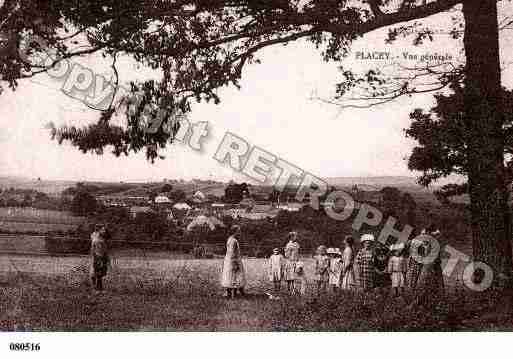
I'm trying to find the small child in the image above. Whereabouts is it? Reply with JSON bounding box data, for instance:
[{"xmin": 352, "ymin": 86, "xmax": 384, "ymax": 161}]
[
  {"xmin": 387, "ymin": 243, "xmax": 407, "ymax": 296},
  {"xmin": 294, "ymin": 260, "xmax": 307, "ymax": 296},
  {"xmin": 328, "ymin": 248, "xmax": 343, "ymax": 294},
  {"xmin": 268, "ymin": 248, "xmax": 284, "ymax": 293},
  {"xmin": 314, "ymin": 245, "xmax": 330, "ymax": 296}
]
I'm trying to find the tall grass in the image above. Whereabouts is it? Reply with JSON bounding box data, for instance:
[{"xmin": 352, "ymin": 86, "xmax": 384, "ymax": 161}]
[{"xmin": 1, "ymin": 264, "xmax": 512, "ymax": 331}]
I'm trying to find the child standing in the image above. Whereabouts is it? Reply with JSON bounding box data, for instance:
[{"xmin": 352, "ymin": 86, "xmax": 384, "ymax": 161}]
[
  {"xmin": 341, "ymin": 236, "xmax": 356, "ymax": 291},
  {"xmin": 387, "ymin": 243, "xmax": 407, "ymax": 297},
  {"xmin": 268, "ymin": 248, "xmax": 284, "ymax": 293},
  {"xmin": 294, "ymin": 260, "xmax": 307, "ymax": 296},
  {"xmin": 328, "ymin": 248, "xmax": 343, "ymax": 294},
  {"xmin": 314, "ymin": 245, "xmax": 330, "ymax": 296},
  {"xmin": 356, "ymin": 234, "xmax": 376, "ymax": 292}
]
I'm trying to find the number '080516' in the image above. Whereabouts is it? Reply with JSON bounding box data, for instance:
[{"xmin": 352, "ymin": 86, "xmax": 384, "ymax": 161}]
[{"xmin": 9, "ymin": 343, "xmax": 40, "ymax": 351}]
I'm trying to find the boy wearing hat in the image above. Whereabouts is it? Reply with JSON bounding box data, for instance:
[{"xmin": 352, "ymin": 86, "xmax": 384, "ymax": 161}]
[
  {"xmin": 268, "ymin": 248, "xmax": 284, "ymax": 293},
  {"xmin": 355, "ymin": 234, "xmax": 376, "ymax": 292}
]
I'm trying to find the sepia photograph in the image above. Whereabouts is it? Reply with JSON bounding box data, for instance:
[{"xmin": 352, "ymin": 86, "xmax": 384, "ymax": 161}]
[{"xmin": 1, "ymin": 0, "xmax": 513, "ymax": 349}]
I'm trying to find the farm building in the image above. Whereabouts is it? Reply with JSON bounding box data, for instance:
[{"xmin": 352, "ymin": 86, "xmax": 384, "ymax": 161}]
[
  {"xmin": 186, "ymin": 215, "xmax": 225, "ymax": 231},
  {"xmin": 129, "ymin": 206, "xmax": 153, "ymax": 219},
  {"xmin": 173, "ymin": 202, "xmax": 192, "ymax": 210},
  {"xmin": 154, "ymin": 195, "xmax": 171, "ymax": 204},
  {"xmin": 239, "ymin": 198, "xmax": 255, "ymax": 208},
  {"xmin": 193, "ymin": 191, "xmax": 206, "ymax": 201},
  {"xmin": 223, "ymin": 208, "xmax": 246, "ymax": 219},
  {"xmin": 239, "ymin": 204, "xmax": 278, "ymax": 220},
  {"xmin": 277, "ymin": 202, "xmax": 305, "ymax": 212}
]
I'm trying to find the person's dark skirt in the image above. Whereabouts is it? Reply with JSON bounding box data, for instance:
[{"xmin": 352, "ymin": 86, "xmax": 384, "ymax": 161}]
[{"xmin": 92, "ymin": 255, "xmax": 109, "ymax": 290}]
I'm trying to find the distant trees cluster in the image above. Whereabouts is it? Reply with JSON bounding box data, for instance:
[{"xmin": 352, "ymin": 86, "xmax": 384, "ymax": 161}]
[
  {"xmin": 0, "ymin": 187, "xmax": 67, "ymax": 210},
  {"xmin": 224, "ymin": 182, "xmax": 250, "ymax": 203}
]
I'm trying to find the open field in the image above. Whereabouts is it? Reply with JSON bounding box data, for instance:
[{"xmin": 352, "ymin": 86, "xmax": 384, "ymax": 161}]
[
  {"xmin": 0, "ymin": 208, "xmax": 85, "ymax": 224},
  {"xmin": 0, "ymin": 208, "xmax": 85, "ymax": 234},
  {"xmin": 1, "ymin": 253, "xmax": 512, "ymax": 331},
  {"xmin": 2, "ymin": 247, "xmax": 505, "ymax": 331},
  {"xmin": 0, "ymin": 222, "xmax": 79, "ymax": 233}
]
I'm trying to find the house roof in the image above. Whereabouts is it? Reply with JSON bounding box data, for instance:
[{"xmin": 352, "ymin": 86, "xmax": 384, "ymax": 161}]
[
  {"xmin": 154, "ymin": 195, "xmax": 171, "ymax": 203},
  {"xmin": 193, "ymin": 191, "xmax": 206, "ymax": 199},
  {"xmin": 173, "ymin": 202, "xmax": 192, "ymax": 210},
  {"xmin": 130, "ymin": 206, "xmax": 152, "ymax": 213},
  {"xmin": 239, "ymin": 198, "xmax": 255, "ymax": 206},
  {"xmin": 252, "ymin": 204, "xmax": 273, "ymax": 213},
  {"xmin": 186, "ymin": 215, "xmax": 225, "ymax": 231}
]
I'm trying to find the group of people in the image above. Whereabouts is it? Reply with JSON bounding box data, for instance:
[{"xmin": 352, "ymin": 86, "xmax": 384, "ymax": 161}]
[
  {"xmin": 269, "ymin": 230, "xmax": 444, "ymax": 297},
  {"xmin": 90, "ymin": 222, "xmax": 444, "ymax": 298},
  {"xmin": 220, "ymin": 225, "xmax": 444, "ymax": 299}
]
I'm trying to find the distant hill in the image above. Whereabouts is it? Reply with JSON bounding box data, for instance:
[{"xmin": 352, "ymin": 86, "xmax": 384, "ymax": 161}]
[
  {"xmin": 0, "ymin": 175, "xmax": 445, "ymax": 204},
  {"xmin": 326, "ymin": 176, "xmax": 420, "ymax": 189},
  {"xmin": 0, "ymin": 177, "xmax": 76, "ymax": 194}
]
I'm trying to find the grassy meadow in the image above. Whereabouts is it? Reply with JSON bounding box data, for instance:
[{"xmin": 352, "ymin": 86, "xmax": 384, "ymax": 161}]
[{"xmin": 1, "ymin": 254, "xmax": 513, "ymax": 331}]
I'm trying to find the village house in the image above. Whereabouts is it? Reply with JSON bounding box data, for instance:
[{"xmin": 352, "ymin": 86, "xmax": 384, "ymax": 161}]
[
  {"xmin": 129, "ymin": 206, "xmax": 153, "ymax": 219},
  {"xmin": 277, "ymin": 202, "xmax": 305, "ymax": 212}
]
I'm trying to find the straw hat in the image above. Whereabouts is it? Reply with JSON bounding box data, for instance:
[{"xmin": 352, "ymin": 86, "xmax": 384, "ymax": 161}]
[
  {"xmin": 327, "ymin": 247, "xmax": 336, "ymax": 254},
  {"xmin": 360, "ymin": 234, "xmax": 375, "ymax": 243},
  {"xmin": 273, "ymin": 248, "xmax": 280, "ymax": 254}
]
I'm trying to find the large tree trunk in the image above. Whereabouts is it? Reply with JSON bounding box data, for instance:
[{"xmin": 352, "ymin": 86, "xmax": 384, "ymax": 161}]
[{"xmin": 463, "ymin": 0, "xmax": 513, "ymax": 286}]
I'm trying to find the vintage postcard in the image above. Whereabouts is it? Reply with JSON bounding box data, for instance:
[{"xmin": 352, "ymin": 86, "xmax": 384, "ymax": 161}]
[{"xmin": 1, "ymin": 0, "xmax": 513, "ymax": 354}]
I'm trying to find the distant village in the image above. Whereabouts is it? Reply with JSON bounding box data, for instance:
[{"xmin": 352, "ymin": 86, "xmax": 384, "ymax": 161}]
[
  {"xmin": 94, "ymin": 182, "xmax": 384, "ymax": 230},
  {"xmin": 0, "ymin": 178, "xmax": 387, "ymax": 239}
]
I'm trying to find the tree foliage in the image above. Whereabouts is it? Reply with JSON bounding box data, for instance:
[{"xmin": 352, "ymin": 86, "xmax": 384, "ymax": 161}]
[
  {"xmin": 70, "ymin": 190, "xmax": 98, "ymax": 216},
  {"xmin": 224, "ymin": 182, "xmax": 249, "ymax": 203},
  {"xmin": 405, "ymin": 84, "xmax": 513, "ymax": 200},
  {"xmin": 0, "ymin": 0, "xmax": 469, "ymax": 160}
]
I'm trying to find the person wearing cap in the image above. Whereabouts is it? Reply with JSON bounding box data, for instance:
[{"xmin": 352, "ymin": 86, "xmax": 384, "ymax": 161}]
[
  {"xmin": 90, "ymin": 224, "xmax": 110, "ymax": 292},
  {"xmin": 268, "ymin": 248, "xmax": 285, "ymax": 293},
  {"xmin": 284, "ymin": 231, "xmax": 300, "ymax": 293},
  {"xmin": 221, "ymin": 225, "xmax": 246, "ymax": 298},
  {"xmin": 341, "ymin": 235, "xmax": 356, "ymax": 291},
  {"xmin": 355, "ymin": 234, "xmax": 376, "ymax": 292},
  {"xmin": 387, "ymin": 243, "xmax": 407, "ymax": 296},
  {"xmin": 328, "ymin": 248, "xmax": 343, "ymax": 293},
  {"xmin": 313, "ymin": 245, "xmax": 330, "ymax": 296}
]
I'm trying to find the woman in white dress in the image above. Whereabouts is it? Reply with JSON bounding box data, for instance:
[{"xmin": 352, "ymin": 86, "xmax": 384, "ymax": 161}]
[
  {"xmin": 328, "ymin": 248, "xmax": 344, "ymax": 293},
  {"xmin": 341, "ymin": 235, "xmax": 356, "ymax": 291},
  {"xmin": 283, "ymin": 231, "xmax": 300, "ymax": 293},
  {"xmin": 221, "ymin": 225, "xmax": 246, "ymax": 298}
]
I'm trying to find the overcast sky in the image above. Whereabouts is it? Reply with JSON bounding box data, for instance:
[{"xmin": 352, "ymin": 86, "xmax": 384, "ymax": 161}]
[{"xmin": 1, "ymin": 5, "xmax": 513, "ymax": 183}]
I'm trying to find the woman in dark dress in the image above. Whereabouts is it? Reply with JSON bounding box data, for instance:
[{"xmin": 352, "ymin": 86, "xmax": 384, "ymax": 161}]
[{"xmin": 373, "ymin": 243, "xmax": 391, "ymax": 292}]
